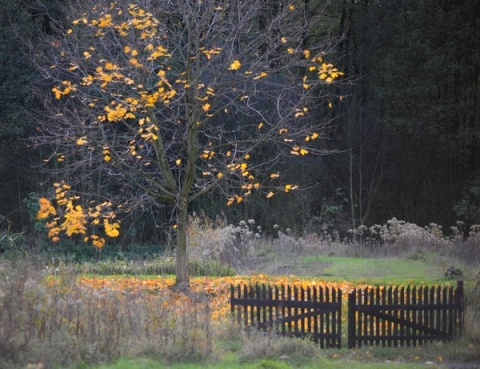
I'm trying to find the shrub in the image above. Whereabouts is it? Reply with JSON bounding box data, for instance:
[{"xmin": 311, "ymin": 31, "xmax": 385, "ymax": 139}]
[{"xmin": 188, "ymin": 215, "xmax": 262, "ymax": 267}]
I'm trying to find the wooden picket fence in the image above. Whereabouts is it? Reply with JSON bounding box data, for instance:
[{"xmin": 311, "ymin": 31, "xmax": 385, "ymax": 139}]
[
  {"xmin": 348, "ymin": 281, "xmax": 464, "ymax": 348},
  {"xmin": 230, "ymin": 281, "xmax": 464, "ymax": 349},
  {"xmin": 230, "ymin": 284, "xmax": 342, "ymax": 348}
]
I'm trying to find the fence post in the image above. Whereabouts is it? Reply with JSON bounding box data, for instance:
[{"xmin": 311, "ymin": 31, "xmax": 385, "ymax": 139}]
[
  {"xmin": 348, "ymin": 291, "xmax": 356, "ymax": 349},
  {"xmin": 230, "ymin": 284, "xmax": 234, "ymax": 316},
  {"xmin": 455, "ymin": 281, "xmax": 464, "ymax": 335}
]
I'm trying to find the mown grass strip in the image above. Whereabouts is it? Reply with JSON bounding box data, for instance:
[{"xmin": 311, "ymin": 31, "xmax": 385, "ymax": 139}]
[{"xmin": 297, "ymin": 256, "xmax": 451, "ymax": 285}]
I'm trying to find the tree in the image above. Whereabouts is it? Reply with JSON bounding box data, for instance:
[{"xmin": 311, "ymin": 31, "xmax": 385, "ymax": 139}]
[{"xmin": 34, "ymin": 0, "xmax": 343, "ymax": 287}]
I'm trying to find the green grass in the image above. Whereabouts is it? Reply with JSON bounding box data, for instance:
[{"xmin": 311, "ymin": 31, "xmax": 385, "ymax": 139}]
[
  {"xmin": 89, "ymin": 357, "xmax": 442, "ymax": 369},
  {"xmin": 294, "ymin": 255, "xmax": 454, "ymax": 285}
]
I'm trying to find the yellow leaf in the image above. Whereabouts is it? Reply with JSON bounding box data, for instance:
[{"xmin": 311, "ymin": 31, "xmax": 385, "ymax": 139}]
[
  {"xmin": 175, "ymin": 158, "xmax": 182, "ymax": 165},
  {"xmin": 311, "ymin": 132, "xmax": 319, "ymax": 140},
  {"xmin": 104, "ymin": 61, "xmax": 118, "ymax": 70},
  {"xmin": 217, "ymin": 172, "xmax": 223, "ymax": 179},
  {"xmin": 258, "ymin": 122, "xmax": 264, "ymax": 129},
  {"xmin": 104, "ymin": 155, "xmax": 111, "ymax": 162},
  {"xmin": 76, "ymin": 137, "xmax": 88, "ymax": 146},
  {"xmin": 52, "ymin": 87, "xmax": 62, "ymax": 99},
  {"xmin": 98, "ymin": 14, "xmax": 112, "ymax": 28},
  {"xmin": 270, "ymin": 173, "xmax": 280, "ymax": 179},
  {"xmin": 227, "ymin": 197, "xmax": 234, "ymax": 206},
  {"xmin": 284, "ymin": 184, "xmax": 298, "ymax": 192},
  {"xmin": 92, "ymin": 237, "xmax": 105, "ymax": 248},
  {"xmin": 303, "ymin": 49, "xmax": 311, "ymax": 59},
  {"xmin": 253, "ymin": 71, "xmax": 267, "ymax": 80},
  {"xmin": 300, "ymin": 148, "xmax": 309, "ymax": 155},
  {"xmin": 37, "ymin": 198, "xmax": 56, "ymax": 219},
  {"xmin": 288, "ymin": 4, "xmax": 295, "ymax": 10},
  {"xmin": 281, "ymin": 37, "xmax": 287, "ymax": 43},
  {"xmin": 266, "ymin": 191, "xmax": 274, "ymax": 198},
  {"xmin": 229, "ymin": 60, "xmax": 241, "ymax": 70},
  {"xmin": 287, "ymin": 48, "xmax": 294, "ymax": 54},
  {"xmin": 202, "ymin": 103, "xmax": 211, "ymax": 112},
  {"xmin": 104, "ymin": 221, "xmax": 120, "ymax": 238}
]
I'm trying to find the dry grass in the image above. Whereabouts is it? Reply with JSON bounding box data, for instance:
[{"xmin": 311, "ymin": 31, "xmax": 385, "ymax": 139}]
[{"xmin": 0, "ymin": 259, "xmax": 215, "ymax": 369}]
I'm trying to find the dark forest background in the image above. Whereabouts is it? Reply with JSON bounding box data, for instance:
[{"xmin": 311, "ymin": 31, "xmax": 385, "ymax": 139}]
[{"xmin": 1, "ymin": 0, "xmax": 479, "ymax": 246}]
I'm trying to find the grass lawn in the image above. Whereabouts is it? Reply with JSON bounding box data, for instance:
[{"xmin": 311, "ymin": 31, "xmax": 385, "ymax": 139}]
[{"xmin": 294, "ymin": 255, "xmax": 454, "ymax": 285}]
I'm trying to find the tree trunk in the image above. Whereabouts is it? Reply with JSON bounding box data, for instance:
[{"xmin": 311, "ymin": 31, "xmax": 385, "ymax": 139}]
[{"xmin": 175, "ymin": 194, "xmax": 189, "ymax": 288}]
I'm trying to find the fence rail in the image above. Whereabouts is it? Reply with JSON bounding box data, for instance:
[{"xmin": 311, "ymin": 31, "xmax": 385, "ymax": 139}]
[
  {"xmin": 230, "ymin": 281, "xmax": 464, "ymax": 349},
  {"xmin": 230, "ymin": 284, "xmax": 342, "ymax": 348}
]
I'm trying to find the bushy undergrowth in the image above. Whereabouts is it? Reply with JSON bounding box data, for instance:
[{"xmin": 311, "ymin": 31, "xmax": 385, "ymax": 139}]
[{"xmin": 0, "ymin": 259, "xmax": 219, "ymax": 369}]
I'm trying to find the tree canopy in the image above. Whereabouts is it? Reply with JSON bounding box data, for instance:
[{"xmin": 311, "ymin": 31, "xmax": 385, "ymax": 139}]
[{"xmin": 34, "ymin": 0, "xmax": 343, "ymax": 285}]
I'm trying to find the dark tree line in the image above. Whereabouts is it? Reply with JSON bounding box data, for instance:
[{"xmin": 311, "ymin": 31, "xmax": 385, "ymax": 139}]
[
  {"xmin": 324, "ymin": 0, "xmax": 480, "ymax": 232},
  {"xmin": 0, "ymin": 0, "xmax": 479, "ymax": 243}
]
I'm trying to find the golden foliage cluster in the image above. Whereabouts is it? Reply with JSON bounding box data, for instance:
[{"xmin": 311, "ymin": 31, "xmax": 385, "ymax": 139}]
[{"xmin": 37, "ymin": 182, "xmax": 120, "ymax": 248}]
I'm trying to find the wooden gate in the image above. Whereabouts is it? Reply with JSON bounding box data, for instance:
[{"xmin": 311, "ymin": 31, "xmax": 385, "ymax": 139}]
[
  {"xmin": 348, "ymin": 281, "xmax": 464, "ymax": 348},
  {"xmin": 230, "ymin": 284, "xmax": 342, "ymax": 348}
]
